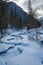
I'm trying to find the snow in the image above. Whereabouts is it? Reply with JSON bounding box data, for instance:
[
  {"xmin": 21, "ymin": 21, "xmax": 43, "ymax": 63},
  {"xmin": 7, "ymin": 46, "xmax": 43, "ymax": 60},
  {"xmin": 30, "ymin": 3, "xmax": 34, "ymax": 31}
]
[{"xmin": 0, "ymin": 27, "xmax": 43, "ymax": 65}]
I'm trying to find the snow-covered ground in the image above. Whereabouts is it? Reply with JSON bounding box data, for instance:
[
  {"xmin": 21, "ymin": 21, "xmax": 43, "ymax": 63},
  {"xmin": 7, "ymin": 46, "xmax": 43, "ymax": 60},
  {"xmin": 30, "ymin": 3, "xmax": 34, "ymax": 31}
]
[{"xmin": 0, "ymin": 27, "xmax": 43, "ymax": 65}]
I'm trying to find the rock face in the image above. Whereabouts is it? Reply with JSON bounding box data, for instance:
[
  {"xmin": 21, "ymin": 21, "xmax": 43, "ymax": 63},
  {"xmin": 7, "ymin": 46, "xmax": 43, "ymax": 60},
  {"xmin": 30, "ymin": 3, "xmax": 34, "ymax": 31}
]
[{"xmin": 0, "ymin": 1, "xmax": 41, "ymax": 30}]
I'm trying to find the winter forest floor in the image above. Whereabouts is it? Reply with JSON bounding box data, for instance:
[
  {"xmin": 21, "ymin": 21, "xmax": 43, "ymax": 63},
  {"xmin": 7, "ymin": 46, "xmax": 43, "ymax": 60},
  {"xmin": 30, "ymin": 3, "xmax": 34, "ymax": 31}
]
[{"xmin": 0, "ymin": 27, "xmax": 43, "ymax": 65}]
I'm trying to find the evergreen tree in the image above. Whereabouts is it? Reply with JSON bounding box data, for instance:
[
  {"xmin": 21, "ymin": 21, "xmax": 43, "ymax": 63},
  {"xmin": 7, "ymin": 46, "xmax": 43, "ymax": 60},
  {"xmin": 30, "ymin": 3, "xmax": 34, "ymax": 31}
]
[
  {"xmin": 27, "ymin": 0, "xmax": 38, "ymax": 29},
  {"xmin": 27, "ymin": 0, "xmax": 41, "ymax": 41},
  {"xmin": 0, "ymin": 0, "xmax": 9, "ymax": 36},
  {"xmin": 2, "ymin": 0, "xmax": 9, "ymax": 29},
  {"xmin": 0, "ymin": 0, "xmax": 4, "ymax": 35}
]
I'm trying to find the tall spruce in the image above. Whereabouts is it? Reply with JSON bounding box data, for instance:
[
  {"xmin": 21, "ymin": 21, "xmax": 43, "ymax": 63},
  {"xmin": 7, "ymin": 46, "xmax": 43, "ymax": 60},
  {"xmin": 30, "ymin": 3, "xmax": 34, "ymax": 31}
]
[{"xmin": 27, "ymin": 0, "xmax": 39, "ymax": 29}]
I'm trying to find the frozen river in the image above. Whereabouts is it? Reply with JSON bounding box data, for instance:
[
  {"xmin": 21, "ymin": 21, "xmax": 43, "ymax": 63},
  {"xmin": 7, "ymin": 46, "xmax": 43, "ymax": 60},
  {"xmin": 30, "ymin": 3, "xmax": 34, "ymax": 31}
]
[{"xmin": 0, "ymin": 28, "xmax": 43, "ymax": 65}]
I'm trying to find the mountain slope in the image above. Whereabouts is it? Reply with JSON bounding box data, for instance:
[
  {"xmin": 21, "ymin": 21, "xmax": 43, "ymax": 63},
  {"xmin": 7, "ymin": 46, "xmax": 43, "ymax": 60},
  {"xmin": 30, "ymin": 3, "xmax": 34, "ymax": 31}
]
[
  {"xmin": 8, "ymin": 1, "xmax": 27, "ymax": 20},
  {"xmin": 7, "ymin": 1, "xmax": 41, "ymax": 28},
  {"xmin": 8, "ymin": 2, "xmax": 28, "ymax": 29},
  {"xmin": 0, "ymin": 1, "xmax": 41, "ymax": 30}
]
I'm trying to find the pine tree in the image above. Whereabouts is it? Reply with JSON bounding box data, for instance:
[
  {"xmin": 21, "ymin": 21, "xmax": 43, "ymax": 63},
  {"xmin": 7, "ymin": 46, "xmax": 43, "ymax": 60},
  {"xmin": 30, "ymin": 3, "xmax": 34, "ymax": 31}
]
[
  {"xmin": 28, "ymin": 0, "xmax": 33, "ymax": 15},
  {"xmin": 2, "ymin": 0, "xmax": 9, "ymax": 29},
  {"xmin": 0, "ymin": 0, "xmax": 4, "ymax": 35},
  {"xmin": 27, "ymin": 0, "xmax": 38, "ymax": 29},
  {"xmin": 27, "ymin": 0, "xmax": 41, "ymax": 41},
  {"xmin": 28, "ymin": 0, "xmax": 37, "ymax": 18},
  {"xmin": 0, "ymin": 0, "xmax": 9, "ymax": 35}
]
